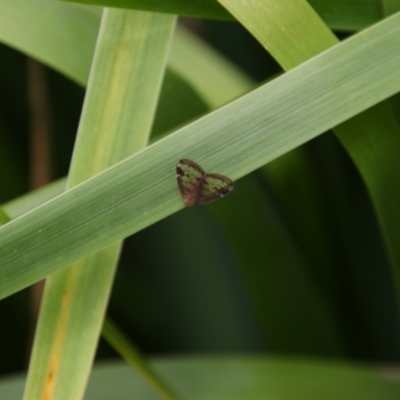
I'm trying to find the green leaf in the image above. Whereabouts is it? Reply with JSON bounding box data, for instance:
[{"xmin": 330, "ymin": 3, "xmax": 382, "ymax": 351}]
[
  {"xmin": 169, "ymin": 25, "xmax": 254, "ymax": 108},
  {"xmin": 65, "ymin": 0, "xmax": 233, "ymax": 19},
  {"xmin": 0, "ymin": 0, "xmax": 387, "ymax": 85},
  {"xmin": 0, "ymin": 13, "xmax": 400, "ymax": 301},
  {"xmin": 2, "ymin": 357, "xmax": 400, "ymax": 399},
  {"xmin": 102, "ymin": 319, "xmax": 181, "ymax": 400},
  {"xmin": 2, "ymin": 179, "xmax": 66, "ymax": 219},
  {"xmin": 218, "ymin": 0, "xmax": 400, "ymax": 306},
  {"xmin": 0, "ymin": 1, "xmax": 99, "ymax": 86},
  {"xmin": 62, "ymin": 0, "xmax": 384, "ymax": 30},
  {"xmin": 23, "ymin": 9, "xmax": 176, "ymax": 400}
]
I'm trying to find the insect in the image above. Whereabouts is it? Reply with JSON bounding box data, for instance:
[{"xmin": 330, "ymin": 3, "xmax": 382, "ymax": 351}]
[{"xmin": 176, "ymin": 159, "xmax": 234, "ymax": 207}]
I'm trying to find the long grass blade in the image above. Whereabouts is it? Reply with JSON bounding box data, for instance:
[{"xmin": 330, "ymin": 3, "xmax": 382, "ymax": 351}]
[
  {"xmin": 0, "ymin": 13, "xmax": 399, "ymax": 301},
  {"xmin": 23, "ymin": 9, "xmax": 176, "ymax": 400}
]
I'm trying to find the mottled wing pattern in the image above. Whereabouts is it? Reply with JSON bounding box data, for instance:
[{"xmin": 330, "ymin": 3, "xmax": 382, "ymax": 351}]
[
  {"xmin": 199, "ymin": 173, "xmax": 234, "ymax": 205},
  {"xmin": 176, "ymin": 159, "xmax": 206, "ymax": 207},
  {"xmin": 177, "ymin": 159, "xmax": 234, "ymax": 207}
]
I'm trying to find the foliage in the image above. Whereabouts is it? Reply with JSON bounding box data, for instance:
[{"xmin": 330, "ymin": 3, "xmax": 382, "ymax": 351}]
[{"xmin": 0, "ymin": 0, "xmax": 400, "ymax": 399}]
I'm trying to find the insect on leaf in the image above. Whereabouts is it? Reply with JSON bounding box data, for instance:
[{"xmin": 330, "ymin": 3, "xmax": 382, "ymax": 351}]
[{"xmin": 176, "ymin": 159, "xmax": 234, "ymax": 207}]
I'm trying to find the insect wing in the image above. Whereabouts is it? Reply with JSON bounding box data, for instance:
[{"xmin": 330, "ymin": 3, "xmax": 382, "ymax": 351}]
[
  {"xmin": 176, "ymin": 159, "xmax": 206, "ymax": 207},
  {"xmin": 199, "ymin": 173, "xmax": 234, "ymax": 205}
]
